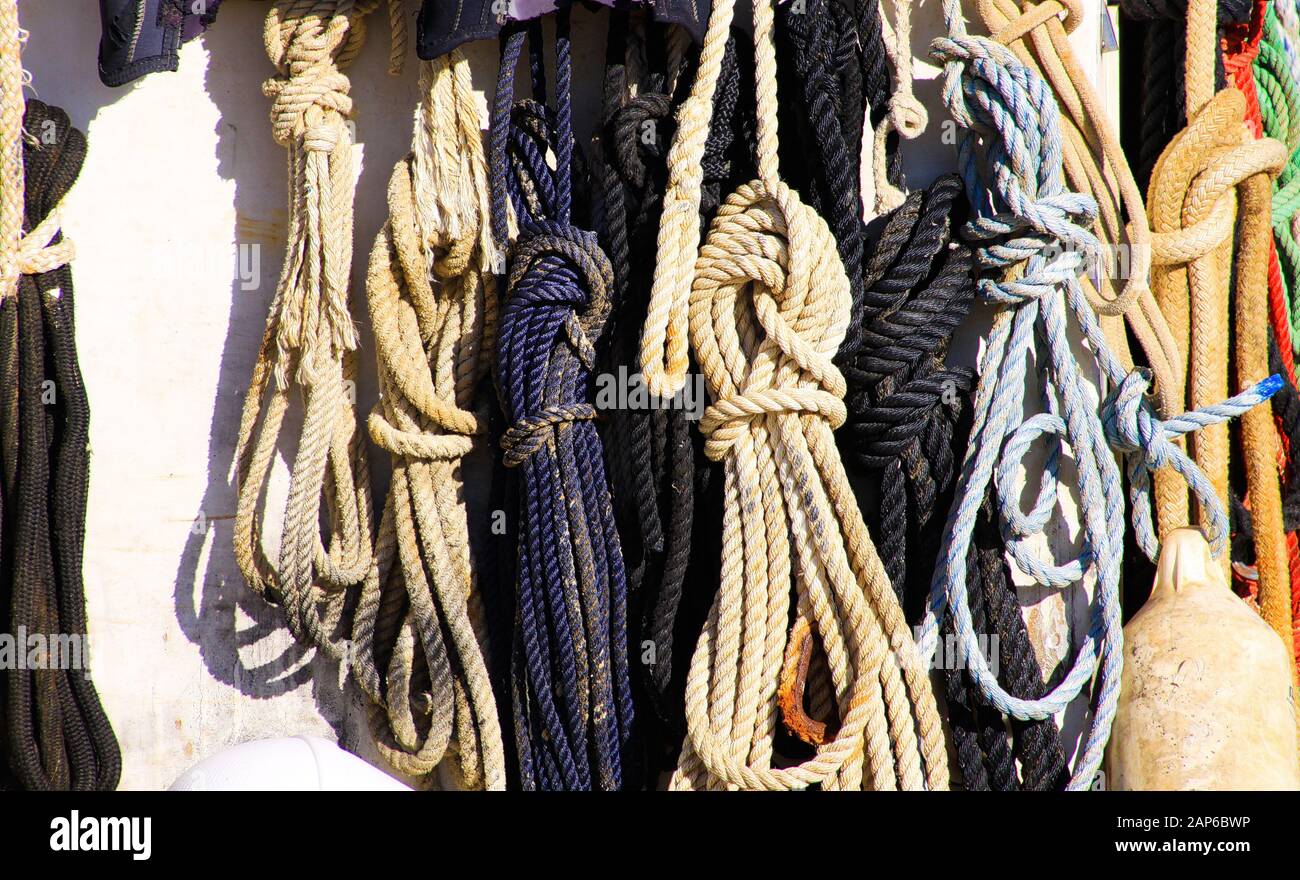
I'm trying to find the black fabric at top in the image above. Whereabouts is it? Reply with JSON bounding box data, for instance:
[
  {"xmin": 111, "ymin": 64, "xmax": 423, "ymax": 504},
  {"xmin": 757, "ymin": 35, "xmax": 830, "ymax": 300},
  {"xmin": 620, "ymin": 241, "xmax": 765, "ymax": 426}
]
[
  {"xmin": 98, "ymin": 0, "xmax": 222, "ymax": 88},
  {"xmin": 417, "ymin": 0, "xmax": 710, "ymax": 59}
]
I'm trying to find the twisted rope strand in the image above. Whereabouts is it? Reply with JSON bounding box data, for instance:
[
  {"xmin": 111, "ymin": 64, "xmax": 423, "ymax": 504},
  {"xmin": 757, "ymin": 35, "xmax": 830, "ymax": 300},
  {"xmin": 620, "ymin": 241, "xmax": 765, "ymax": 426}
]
[
  {"xmin": 350, "ymin": 52, "xmax": 507, "ymax": 789},
  {"xmin": 233, "ymin": 0, "xmax": 402, "ymax": 659}
]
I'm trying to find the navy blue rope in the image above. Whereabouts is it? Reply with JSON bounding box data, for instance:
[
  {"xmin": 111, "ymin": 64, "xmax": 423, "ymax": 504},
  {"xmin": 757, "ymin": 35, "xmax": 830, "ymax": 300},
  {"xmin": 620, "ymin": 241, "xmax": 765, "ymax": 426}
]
[{"xmin": 490, "ymin": 14, "xmax": 635, "ymax": 791}]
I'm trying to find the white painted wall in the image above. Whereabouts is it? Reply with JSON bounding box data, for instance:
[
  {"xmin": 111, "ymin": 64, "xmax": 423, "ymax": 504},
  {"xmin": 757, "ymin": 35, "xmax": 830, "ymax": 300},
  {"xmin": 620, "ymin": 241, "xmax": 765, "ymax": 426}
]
[{"xmin": 19, "ymin": 0, "xmax": 1107, "ymax": 789}]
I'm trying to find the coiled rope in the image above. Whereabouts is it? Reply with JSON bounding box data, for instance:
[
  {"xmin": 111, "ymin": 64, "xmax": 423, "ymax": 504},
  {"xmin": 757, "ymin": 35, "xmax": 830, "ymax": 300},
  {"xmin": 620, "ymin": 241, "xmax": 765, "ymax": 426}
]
[
  {"xmin": 0, "ymin": 82, "xmax": 122, "ymax": 790},
  {"xmin": 490, "ymin": 14, "xmax": 635, "ymax": 790},
  {"xmin": 672, "ymin": 0, "xmax": 947, "ymax": 792},
  {"xmin": 926, "ymin": 0, "xmax": 1279, "ymax": 790},
  {"xmin": 1145, "ymin": 0, "xmax": 1290, "ymax": 650},
  {"xmin": 350, "ymin": 51, "xmax": 507, "ymax": 789},
  {"xmin": 594, "ymin": 15, "xmax": 698, "ymax": 751},
  {"xmin": 234, "ymin": 1, "xmax": 404, "ymax": 658}
]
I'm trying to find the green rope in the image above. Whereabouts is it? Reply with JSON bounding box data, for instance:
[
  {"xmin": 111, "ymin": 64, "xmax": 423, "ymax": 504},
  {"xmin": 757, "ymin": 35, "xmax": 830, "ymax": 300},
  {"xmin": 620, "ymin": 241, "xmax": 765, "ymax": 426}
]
[{"xmin": 1256, "ymin": 1, "xmax": 1300, "ymax": 351}]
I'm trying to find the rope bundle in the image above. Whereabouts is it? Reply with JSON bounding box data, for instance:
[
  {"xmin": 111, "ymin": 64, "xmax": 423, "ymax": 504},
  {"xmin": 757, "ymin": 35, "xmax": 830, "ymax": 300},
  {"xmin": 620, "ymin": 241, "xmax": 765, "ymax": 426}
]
[
  {"xmin": 926, "ymin": 0, "xmax": 1278, "ymax": 790},
  {"xmin": 593, "ymin": 15, "xmax": 756, "ymax": 770},
  {"xmin": 0, "ymin": 93, "xmax": 122, "ymax": 791},
  {"xmin": 351, "ymin": 52, "xmax": 506, "ymax": 789},
  {"xmin": 234, "ymin": 1, "xmax": 404, "ymax": 659},
  {"xmin": 671, "ymin": 0, "xmax": 946, "ymax": 791},
  {"xmin": 490, "ymin": 18, "xmax": 635, "ymax": 790}
]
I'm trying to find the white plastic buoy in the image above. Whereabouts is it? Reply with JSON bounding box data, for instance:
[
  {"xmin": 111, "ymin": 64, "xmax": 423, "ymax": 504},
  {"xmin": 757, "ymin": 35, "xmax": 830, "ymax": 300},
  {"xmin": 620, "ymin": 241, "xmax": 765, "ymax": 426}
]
[
  {"xmin": 169, "ymin": 736, "xmax": 412, "ymax": 791},
  {"xmin": 1106, "ymin": 528, "xmax": 1300, "ymax": 790}
]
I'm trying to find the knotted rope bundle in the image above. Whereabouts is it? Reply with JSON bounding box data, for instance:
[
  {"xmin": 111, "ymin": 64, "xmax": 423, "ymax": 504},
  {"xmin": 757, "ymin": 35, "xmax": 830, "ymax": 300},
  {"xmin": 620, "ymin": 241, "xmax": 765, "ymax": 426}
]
[
  {"xmin": 927, "ymin": 0, "xmax": 1279, "ymax": 789},
  {"xmin": 0, "ymin": 91, "xmax": 122, "ymax": 791},
  {"xmin": 349, "ymin": 52, "xmax": 506, "ymax": 789},
  {"xmin": 490, "ymin": 17, "xmax": 634, "ymax": 790},
  {"xmin": 1145, "ymin": 0, "xmax": 1291, "ymax": 652},
  {"xmin": 672, "ymin": 0, "xmax": 947, "ymax": 792},
  {"xmin": 838, "ymin": 176, "xmax": 975, "ymax": 611},
  {"xmin": 234, "ymin": 1, "xmax": 404, "ymax": 658}
]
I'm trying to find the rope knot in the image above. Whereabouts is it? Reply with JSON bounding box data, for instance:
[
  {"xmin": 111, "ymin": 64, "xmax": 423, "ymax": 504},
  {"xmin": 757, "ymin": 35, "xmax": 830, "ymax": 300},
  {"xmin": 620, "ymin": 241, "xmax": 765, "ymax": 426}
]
[
  {"xmin": 690, "ymin": 180, "xmax": 851, "ymax": 461},
  {"xmin": 501, "ymin": 403, "xmax": 598, "ymax": 467},
  {"xmin": 888, "ymin": 93, "xmax": 929, "ymax": 140},
  {"xmin": 611, "ymin": 93, "xmax": 674, "ymax": 190}
]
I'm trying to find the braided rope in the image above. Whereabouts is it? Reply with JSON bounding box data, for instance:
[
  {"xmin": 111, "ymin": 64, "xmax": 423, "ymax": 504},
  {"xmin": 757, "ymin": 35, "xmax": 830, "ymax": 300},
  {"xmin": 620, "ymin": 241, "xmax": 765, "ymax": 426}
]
[
  {"xmin": 234, "ymin": 1, "xmax": 403, "ymax": 659},
  {"xmin": 1, "ymin": 93, "xmax": 123, "ymax": 791},
  {"xmin": 672, "ymin": 0, "xmax": 947, "ymax": 792},
  {"xmin": 349, "ymin": 52, "xmax": 506, "ymax": 789},
  {"xmin": 490, "ymin": 17, "xmax": 635, "ymax": 790},
  {"xmin": 926, "ymin": 0, "xmax": 1279, "ymax": 789}
]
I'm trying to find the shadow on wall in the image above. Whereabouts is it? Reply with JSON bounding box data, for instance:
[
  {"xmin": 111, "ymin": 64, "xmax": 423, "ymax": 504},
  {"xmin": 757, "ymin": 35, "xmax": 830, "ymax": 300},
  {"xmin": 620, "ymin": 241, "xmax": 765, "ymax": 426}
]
[
  {"xmin": 171, "ymin": 3, "xmax": 617, "ymax": 755},
  {"xmin": 166, "ymin": 4, "xmax": 426, "ymax": 744}
]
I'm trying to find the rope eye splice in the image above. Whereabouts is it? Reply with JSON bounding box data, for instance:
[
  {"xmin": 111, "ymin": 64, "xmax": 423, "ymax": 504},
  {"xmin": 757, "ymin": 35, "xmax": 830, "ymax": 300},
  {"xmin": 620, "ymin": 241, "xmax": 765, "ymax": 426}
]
[
  {"xmin": 927, "ymin": 0, "xmax": 1281, "ymax": 790},
  {"xmin": 489, "ymin": 11, "xmax": 636, "ymax": 791}
]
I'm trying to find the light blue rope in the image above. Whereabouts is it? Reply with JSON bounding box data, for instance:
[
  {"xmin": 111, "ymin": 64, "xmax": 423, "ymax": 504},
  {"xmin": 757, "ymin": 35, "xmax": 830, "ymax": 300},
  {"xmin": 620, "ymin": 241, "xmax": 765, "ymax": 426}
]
[{"xmin": 923, "ymin": 0, "xmax": 1282, "ymax": 791}]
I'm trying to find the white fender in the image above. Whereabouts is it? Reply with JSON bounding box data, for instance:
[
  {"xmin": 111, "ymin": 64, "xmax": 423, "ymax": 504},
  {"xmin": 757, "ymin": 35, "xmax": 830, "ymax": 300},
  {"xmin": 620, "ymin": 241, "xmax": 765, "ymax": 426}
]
[
  {"xmin": 1106, "ymin": 528, "xmax": 1300, "ymax": 790},
  {"xmin": 169, "ymin": 736, "xmax": 412, "ymax": 791}
]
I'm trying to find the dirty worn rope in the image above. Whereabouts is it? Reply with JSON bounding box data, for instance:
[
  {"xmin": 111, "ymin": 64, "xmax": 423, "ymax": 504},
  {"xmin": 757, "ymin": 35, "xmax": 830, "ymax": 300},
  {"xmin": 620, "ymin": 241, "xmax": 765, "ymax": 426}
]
[
  {"xmin": 234, "ymin": 1, "xmax": 404, "ymax": 658},
  {"xmin": 926, "ymin": 0, "xmax": 1279, "ymax": 790},
  {"xmin": 673, "ymin": 0, "xmax": 947, "ymax": 791},
  {"xmin": 490, "ymin": 16, "xmax": 635, "ymax": 790},
  {"xmin": 0, "ymin": 92, "xmax": 122, "ymax": 792},
  {"xmin": 350, "ymin": 51, "xmax": 506, "ymax": 790}
]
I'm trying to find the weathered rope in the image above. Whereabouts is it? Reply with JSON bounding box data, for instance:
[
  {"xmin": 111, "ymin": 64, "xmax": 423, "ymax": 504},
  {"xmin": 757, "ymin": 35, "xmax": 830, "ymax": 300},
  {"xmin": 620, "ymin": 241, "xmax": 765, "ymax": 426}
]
[
  {"xmin": 640, "ymin": 0, "xmax": 737, "ymax": 398},
  {"xmin": 234, "ymin": 1, "xmax": 403, "ymax": 659},
  {"xmin": 672, "ymin": 0, "xmax": 947, "ymax": 792},
  {"xmin": 349, "ymin": 52, "xmax": 506, "ymax": 789},
  {"xmin": 0, "ymin": 92, "xmax": 122, "ymax": 792},
  {"xmin": 1145, "ymin": 0, "xmax": 1291, "ymax": 647},
  {"xmin": 926, "ymin": 0, "xmax": 1279, "ymax": 789},
  {"xmin": 490, "ymin": 15, "xmax": 635, "ymax": 790}
]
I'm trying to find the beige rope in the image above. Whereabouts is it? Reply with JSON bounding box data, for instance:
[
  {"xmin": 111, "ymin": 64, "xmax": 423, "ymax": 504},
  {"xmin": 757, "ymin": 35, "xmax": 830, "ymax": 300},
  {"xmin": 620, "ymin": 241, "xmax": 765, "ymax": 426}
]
[
  {"xmin": 1, "ymin": 0, "xmax": 25, "ymax": 301},
  {"xmin": 234, "ymin": 1, "xmax": 403, "ymax": 659},
  {"xmin": 352, "ymin": 52, "xmax": 506, "ymax": 790},
  {"xmin": 866, "ymin": 0, "xmax": 928, "ymax": 215},
  {"xmin": 1144, "ymin": 0, "xmax": 1291, "ymax": 648},
  {"xmin": 672, "ymin": 0, "xmax": 947, "ymax": 791},
  {"xmin": 639, "ymin": 0, "xmax": 737, "ymax": 399}
]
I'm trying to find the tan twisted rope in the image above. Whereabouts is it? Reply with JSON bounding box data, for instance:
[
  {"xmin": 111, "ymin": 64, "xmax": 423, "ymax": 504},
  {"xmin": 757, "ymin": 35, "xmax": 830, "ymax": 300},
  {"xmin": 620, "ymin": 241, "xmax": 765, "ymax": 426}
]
[
  {"xmin": 0, "ymin": 0, "xmax": 24, "ymax": 302},
  {"xmin": 975, "ymin": 0, "xmax": 1182, "ymax": 420},
  {"xmin": 1145, "ymin": 0, "xmax": 1291, "ymax": 656},
  {"xmin": 672, "ymin": 0, "xmax": 947, "ymax": 792},
  {"xmin": 234, "ymin": 1, "xmax": 404, "ymax": 659},
  {"xmin": 639, "ymin": 0, "xmax": 737, "ymax": 399},
  {"xmin": 351, "ymin": 52, "xmax": 506, "ymax": 790},
  {"xmin": 866, "ymin": 0, "xmax": 928, "ymax": 215}
]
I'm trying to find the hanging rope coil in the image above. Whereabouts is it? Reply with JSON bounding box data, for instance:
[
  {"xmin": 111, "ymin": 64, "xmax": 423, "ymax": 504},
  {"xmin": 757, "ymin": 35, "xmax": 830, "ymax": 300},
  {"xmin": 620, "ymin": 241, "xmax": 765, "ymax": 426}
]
[
  {"xmin": 349, "ymin": 51, "xmax": 506, "ymax": 789},
  {"xmin": 234, "ymin": 1, "xmax": 403, "ymax": 658},
  {"xmin": 672, "ymin": 0, "xmax": 947, "ymax": 792},
  {"xmin": 926, "ymin": 0, "xmax": 1279, "ymax": 789},
  {"xmin": 490, "ymin": 18, "xmax": 635, "ymax": 791},
  {"xmin": 1145, "ymin": 0, "xmax": 1292, "ymax": 649},
  {"xmin": 0, "ymin": 94, "xmax": 122, "ymax": 792}
]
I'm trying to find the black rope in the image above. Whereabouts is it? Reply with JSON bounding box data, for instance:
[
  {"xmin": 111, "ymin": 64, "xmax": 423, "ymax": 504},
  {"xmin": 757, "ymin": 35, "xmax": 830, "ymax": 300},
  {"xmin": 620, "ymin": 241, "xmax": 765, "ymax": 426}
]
[
  {"xmin": 593, "ymin": 13, "xmax": 757, "ymax": 778},
  {"xmin": 0, "ymin": 100, "xmax": 121, "ymax": 791}
]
